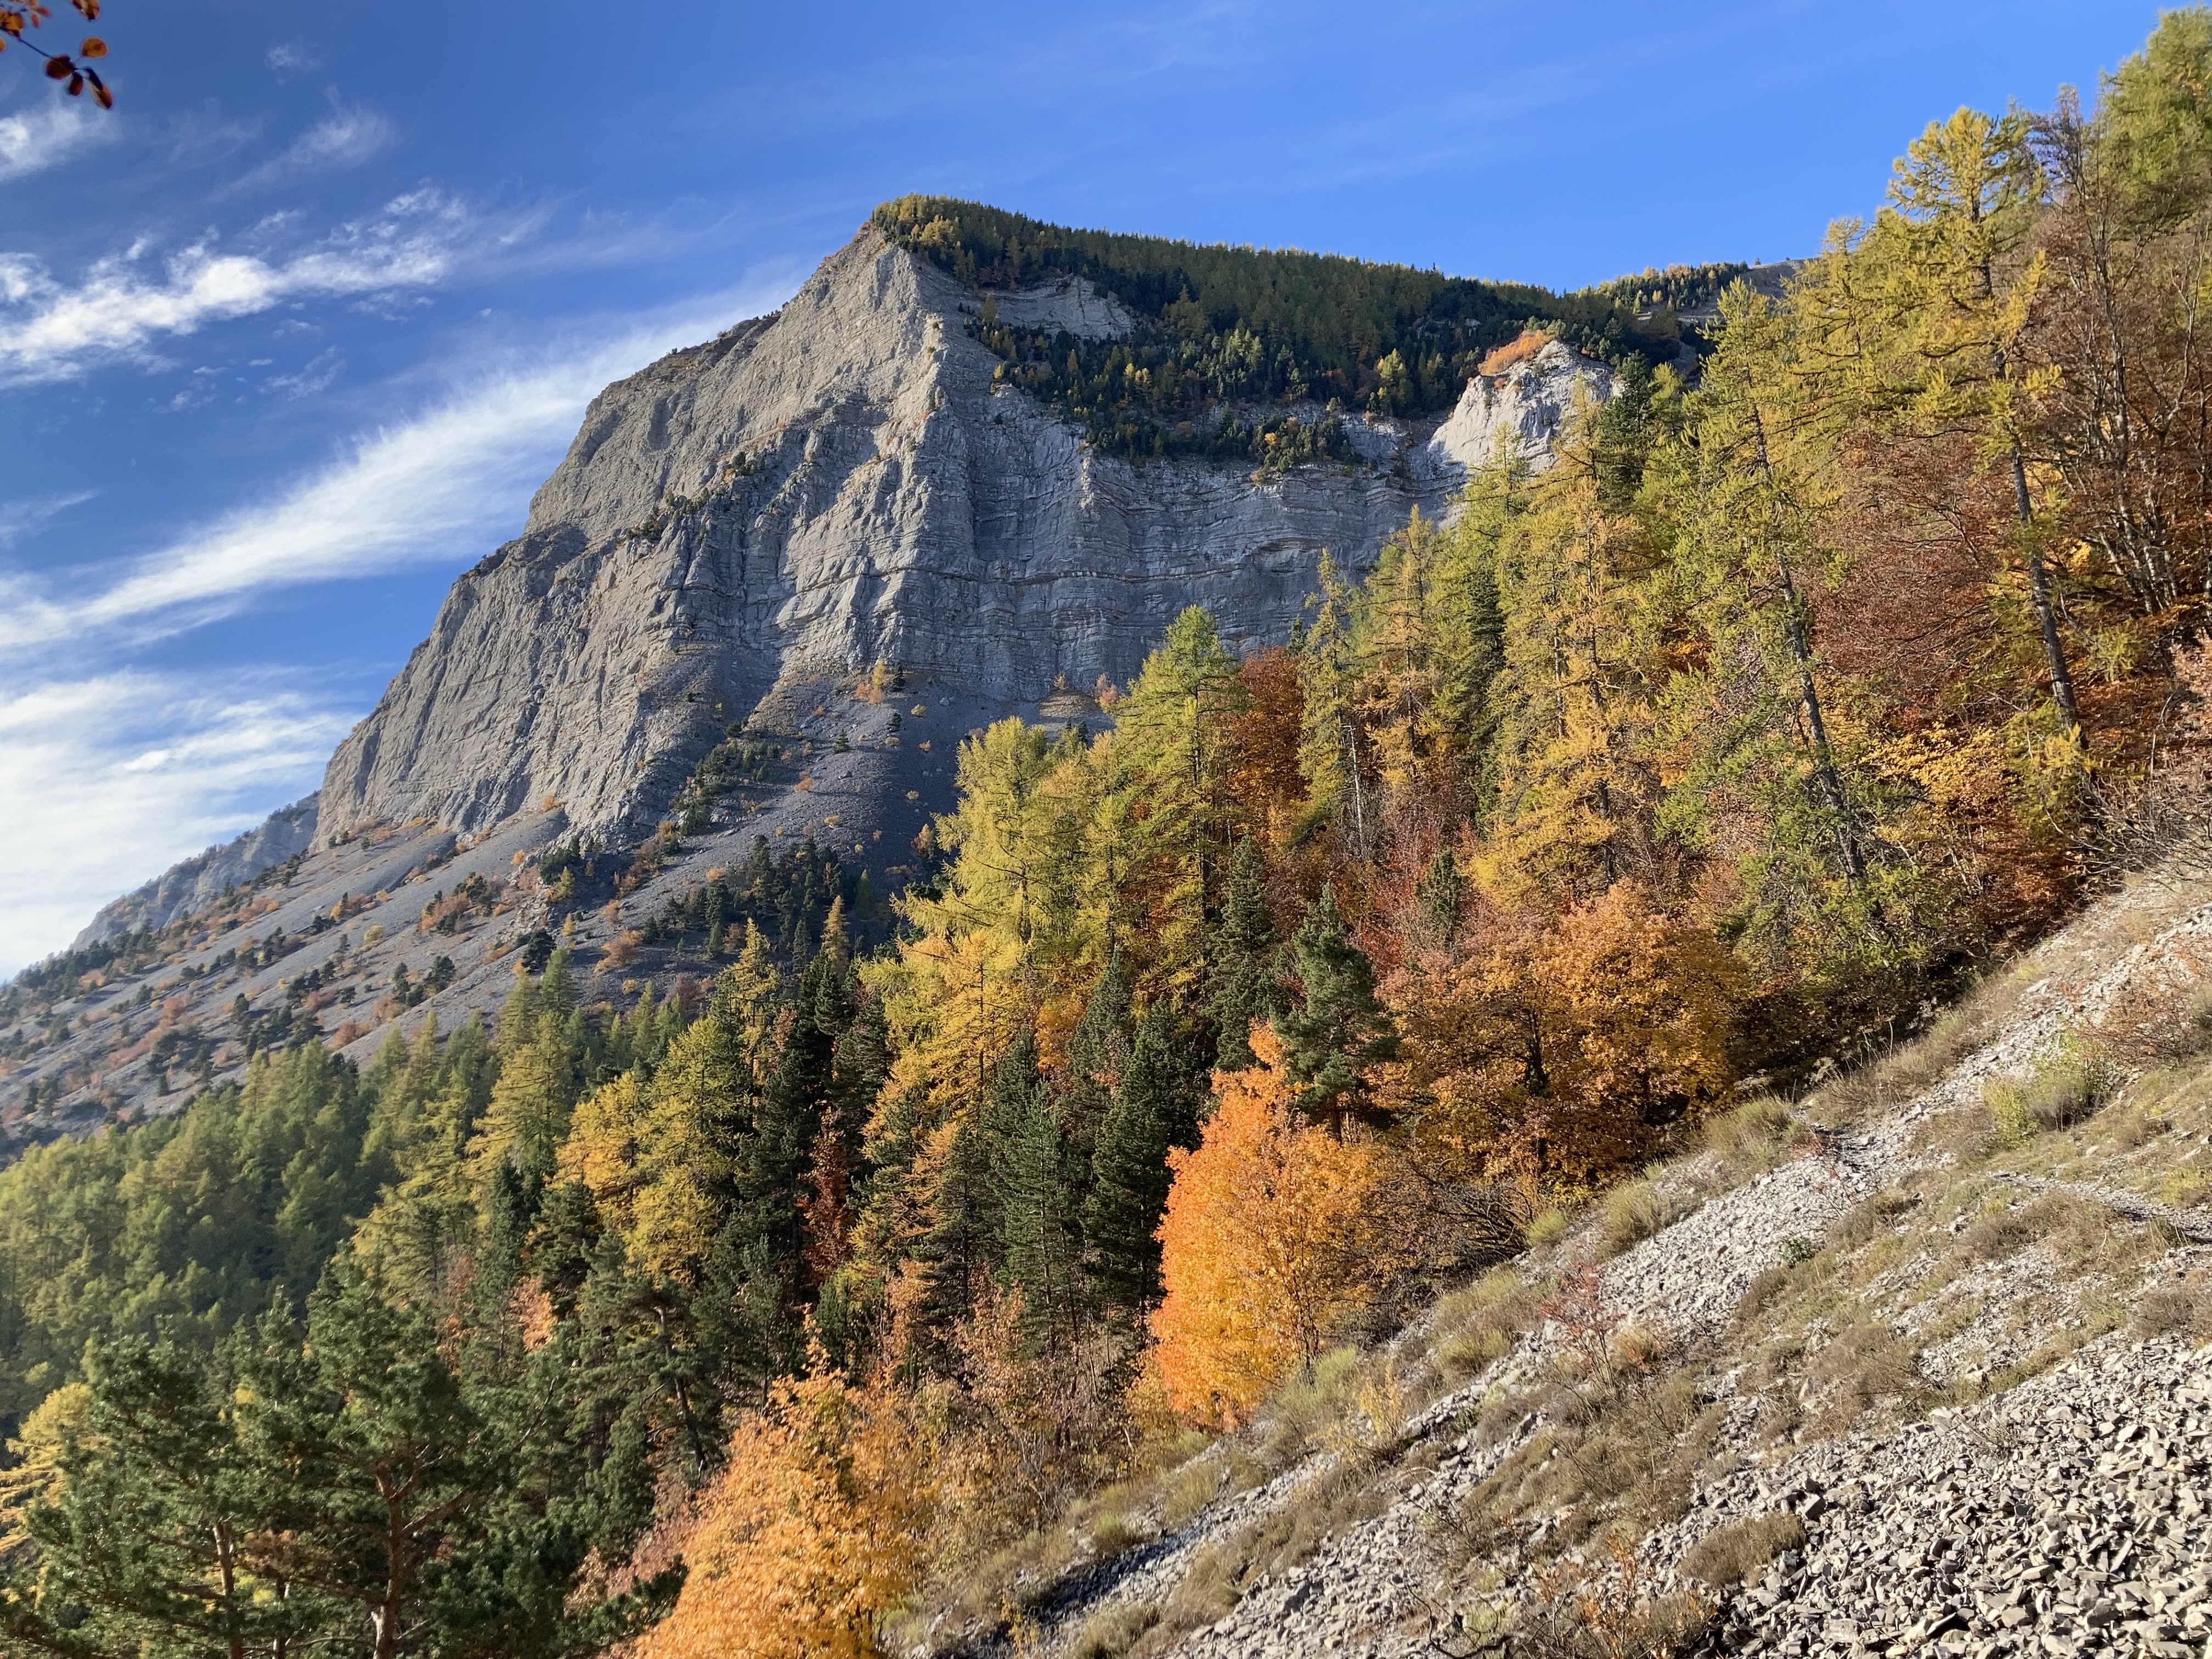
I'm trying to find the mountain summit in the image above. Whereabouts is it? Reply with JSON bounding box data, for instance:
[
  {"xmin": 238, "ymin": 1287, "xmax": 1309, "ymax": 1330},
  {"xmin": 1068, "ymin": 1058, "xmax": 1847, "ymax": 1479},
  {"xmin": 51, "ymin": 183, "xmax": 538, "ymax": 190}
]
[{"xmin": 318, "ymin": 207, "xmax": 1630, "ymax": 849}]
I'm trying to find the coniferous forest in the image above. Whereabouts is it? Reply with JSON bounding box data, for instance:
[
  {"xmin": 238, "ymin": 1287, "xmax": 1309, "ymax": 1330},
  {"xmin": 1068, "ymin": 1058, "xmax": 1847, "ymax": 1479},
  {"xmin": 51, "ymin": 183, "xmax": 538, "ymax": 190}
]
[{"xmin": 9, "ymin": 14, "xmax": 2212, "ymax": 1656}]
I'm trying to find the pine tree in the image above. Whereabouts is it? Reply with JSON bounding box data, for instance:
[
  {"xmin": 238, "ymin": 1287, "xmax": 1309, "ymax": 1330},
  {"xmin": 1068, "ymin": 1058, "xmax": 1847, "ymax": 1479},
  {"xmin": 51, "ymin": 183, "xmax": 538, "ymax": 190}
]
[
  {"xmin": 1413, "ymin": 844, "xmax": 1468, "ymax": 954},
  {"xmin": 1206, "ymin": 837, "xmax": 1283, "ymax": 1070},
  {"xmin": 988, "ymin": 1030, "xmax": 1085, "ymax": 1341},
  {"xmin": 1082, "ymin": 1000, "xmax": 1192, "ymax": 1311},
  {"xmin": 0, "ymin": 1338, "xmax": 327, "ymax": 1658},
  {"xmin": 1275, "ymin": 885, "xmax": 1398, "ymax": 1132}
]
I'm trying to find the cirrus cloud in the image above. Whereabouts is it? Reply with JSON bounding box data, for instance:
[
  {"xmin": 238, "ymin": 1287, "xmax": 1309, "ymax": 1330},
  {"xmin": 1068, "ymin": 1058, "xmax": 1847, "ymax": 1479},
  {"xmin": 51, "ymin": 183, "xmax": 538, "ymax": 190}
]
[
  {"xmin": 0, "ymin": 669, "xmax": 359, "ymax": 977},
  {"xmin": 0, "ymin": 189, "xmax": 468, "ymax": 386}
]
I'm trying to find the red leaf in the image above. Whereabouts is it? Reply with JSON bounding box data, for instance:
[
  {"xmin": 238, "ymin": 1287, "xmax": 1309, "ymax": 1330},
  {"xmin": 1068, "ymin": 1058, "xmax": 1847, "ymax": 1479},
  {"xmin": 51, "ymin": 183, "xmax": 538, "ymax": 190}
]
[
  {"xmin": 79, "ymin": 33, "xmax": 104, "ymax": 56},
  {"xmin": 65, "ymin": 70, "xmax": 82, "ymax": 93},
  {"xmin": 71, "ymin": 0, "xmax": 99, "ymax": 17},
  {"xmin": 92, "ymin": 80, "xmax": 111, "ymax": 107},
  {"xmin": 44, "ymin": 53, "xmax": 72, "ymax": 77}
]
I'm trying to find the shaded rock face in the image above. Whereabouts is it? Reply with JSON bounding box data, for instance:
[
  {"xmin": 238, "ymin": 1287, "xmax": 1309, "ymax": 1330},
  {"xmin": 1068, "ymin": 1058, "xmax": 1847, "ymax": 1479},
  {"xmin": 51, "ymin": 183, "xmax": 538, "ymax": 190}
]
[
  {"xmin": 71, "ymin": 795, "xmax": 319, "ymax": 949},
  {"xmin": 318, "ymin": 228, "xmax": 1610, "ymax": 848}
]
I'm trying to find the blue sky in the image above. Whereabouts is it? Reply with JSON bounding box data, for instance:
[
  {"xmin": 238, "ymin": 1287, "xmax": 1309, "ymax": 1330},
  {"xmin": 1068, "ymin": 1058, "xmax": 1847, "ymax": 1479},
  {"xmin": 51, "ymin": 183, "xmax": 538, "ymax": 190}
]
[{"xmin": 0, "ymin": 0, "xmax": 2156, "ymax": 974}]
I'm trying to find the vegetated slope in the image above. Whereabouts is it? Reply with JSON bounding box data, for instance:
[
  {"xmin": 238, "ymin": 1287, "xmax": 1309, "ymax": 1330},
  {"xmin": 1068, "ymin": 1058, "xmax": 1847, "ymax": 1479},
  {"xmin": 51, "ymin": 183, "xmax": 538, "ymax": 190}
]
[
  {"xmin": 871, "ymin": 195, "xmax": 1731, "ymax": 453},
  {"xmin": 932, "ymin": 868, "xmax": 2212, "ymax": 1659},
  {"xmin": 10, "ymin": 16, "xmax": 2212, "ymax": 1655}
]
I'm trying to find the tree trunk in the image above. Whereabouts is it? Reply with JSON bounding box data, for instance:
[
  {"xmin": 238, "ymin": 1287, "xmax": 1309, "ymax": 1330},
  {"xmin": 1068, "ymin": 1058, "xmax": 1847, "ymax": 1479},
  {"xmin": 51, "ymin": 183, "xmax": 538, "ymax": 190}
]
[{"xmin": 2011, "ymin": 443, "xmax": 2085, "ymax": 735}]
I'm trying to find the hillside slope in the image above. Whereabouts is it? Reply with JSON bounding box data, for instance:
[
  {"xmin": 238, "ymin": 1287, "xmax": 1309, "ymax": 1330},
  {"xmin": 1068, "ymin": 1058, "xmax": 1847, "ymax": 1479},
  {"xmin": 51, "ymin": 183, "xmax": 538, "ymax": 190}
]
[{"xmin": 926, "ymin": 871, "xmax": 2212, "ymax": 1659}]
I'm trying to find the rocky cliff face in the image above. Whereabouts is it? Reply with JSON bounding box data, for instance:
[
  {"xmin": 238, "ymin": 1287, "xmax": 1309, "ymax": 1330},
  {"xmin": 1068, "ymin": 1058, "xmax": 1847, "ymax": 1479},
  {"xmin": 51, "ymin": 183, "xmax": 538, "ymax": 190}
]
[{"xmin": 317, "ymin": 227, "xmax": 1609, "ymax": 849}]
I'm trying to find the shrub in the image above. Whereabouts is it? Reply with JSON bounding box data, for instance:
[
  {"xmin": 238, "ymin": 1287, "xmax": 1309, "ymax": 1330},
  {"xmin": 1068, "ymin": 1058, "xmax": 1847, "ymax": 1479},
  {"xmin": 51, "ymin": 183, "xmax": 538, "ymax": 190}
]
[
  {"xmin": 1963, "ymin": 1195, "xmax": 2064, "ymax": 1262},
  {"xmin": 1528, "ymin": 1207, "xmax": 1573, "ymax": 1248},
  {"xmin": 1984, "ymin": 1040, "xmax": 2118, "ymax": 1143},
  {"xmin": 1811, "ymin": 1323, "xmax": 1925, "ymax": 1425},
  {"xmin": 2132, "ymin": 1272, "xmax": 2212, "ymax": 1341},
  {"xmin": 1090, "ymin": 1511, "xmax": 1143, "ymax": 1556},
  {"xmin": 1071, "ymin": 1602, "xmax": 1160, "ymax": 1659},
  {"xmin": 1680, "ymin": 1509, "xmax": 1808, "ymax": 1586},
  {"xmin": 1734, "ymin": 1265, "xmax": 1791, "ymax": 1325}
]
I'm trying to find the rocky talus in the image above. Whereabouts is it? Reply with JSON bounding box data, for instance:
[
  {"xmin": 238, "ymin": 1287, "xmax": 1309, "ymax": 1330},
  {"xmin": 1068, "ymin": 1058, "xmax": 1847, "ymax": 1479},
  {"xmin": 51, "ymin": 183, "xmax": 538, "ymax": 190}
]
[{"xmin": 933, "ymin": 874, "xmax": 2212, "ymax": 1659}]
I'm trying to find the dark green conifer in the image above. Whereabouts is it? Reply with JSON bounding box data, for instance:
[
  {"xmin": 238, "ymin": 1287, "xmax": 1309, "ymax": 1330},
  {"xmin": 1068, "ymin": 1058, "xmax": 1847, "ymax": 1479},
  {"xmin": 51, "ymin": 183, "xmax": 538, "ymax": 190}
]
[
  {"xmin": 1082, "ymin": 999, "xmax": 1195, "ymax": 1311},
  {"xmin": 1276, "ymin": 884, "xmax": 1399, "ymax": 1132},
  {"xmin": 1207, "ymin": 836, "xmax": 1284, "ymax": 1071}
]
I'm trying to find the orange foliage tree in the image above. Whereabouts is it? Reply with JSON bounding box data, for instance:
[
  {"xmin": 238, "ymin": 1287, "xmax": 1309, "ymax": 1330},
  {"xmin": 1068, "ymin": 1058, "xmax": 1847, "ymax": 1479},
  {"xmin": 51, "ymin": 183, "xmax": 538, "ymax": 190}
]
[
  {"xmin": 1383, "ymin": 881, "xmax": 1739, "ymax": 1189},
  {"xmin": 1150, "ymin": 1028, "xmax": 1407, "ymax": 1424},
  {"xmin": 636, "ymin": 1366, "xmax": 932, "ymax": 1659}
]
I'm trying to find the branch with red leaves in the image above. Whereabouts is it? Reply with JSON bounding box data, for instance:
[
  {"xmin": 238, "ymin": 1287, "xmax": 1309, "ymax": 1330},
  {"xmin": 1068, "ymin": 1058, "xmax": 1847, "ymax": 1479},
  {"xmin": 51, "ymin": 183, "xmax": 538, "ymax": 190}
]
[{"xmin": 0, "ymin": 0, "xmax": 114, "ymax": 108}]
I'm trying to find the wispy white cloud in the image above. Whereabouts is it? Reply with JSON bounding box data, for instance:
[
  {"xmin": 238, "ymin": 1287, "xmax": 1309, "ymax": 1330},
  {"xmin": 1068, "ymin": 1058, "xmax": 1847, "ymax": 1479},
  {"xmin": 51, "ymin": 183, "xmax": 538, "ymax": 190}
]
[
  {"xmin": 229, "ymin": 97, "xmax": 397, "ymax": 192},
  {"xmin": 0, "ymin": 100, "xmax": 117, "ymax": 184},
  {"xmin": 0, "ymin": 669, "xmax": 357, "ymax": 977},
  {"xmin": 0, "ymin": 190, "xmax": 469, "ymax": 385},
  {"xmin": 0, "ymin": 490, "xmax": 94, "ymax": 549},
  {"xmin": 266, "ymin": 41, "xmax": 321, "ymax": 72},
  {"xmin": 0, "ymin": 273, "xmax": 802, "ymax": 657},
  {"xmin": 0, "ymin": 269, "xmax": 802, "ymax": 964}
]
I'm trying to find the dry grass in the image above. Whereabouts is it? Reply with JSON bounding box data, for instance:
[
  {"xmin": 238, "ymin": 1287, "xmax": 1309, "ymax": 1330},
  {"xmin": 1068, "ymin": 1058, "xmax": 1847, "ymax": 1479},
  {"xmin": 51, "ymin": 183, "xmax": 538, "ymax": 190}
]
[
  {"xmin": 1069, "ymin": 1601, "xmax": 1160, "ymax": 1659},
  {"xmin": 1124, "ymin": 1462, "xmax": 1387, "ymax": 1659},
  {"xmin": 1598, "ymin": 1179, "xmax": 1687, "ymax": 1259},
  {"xmin": 1679, "ymin": 1509, "xmax": 1808, "ymax": 1587},
  {"xmin": 1456, "ymin": 1336, "xmax": 1723, "ymax": 1566},
  {"xmin": 2132, "ymin": 1271, "xmax": 2212, "ymax": 1341},
  {"xmin": 1090, "ymin": 1511, "xmax": 1143, "ymax": 1556},
  {"xmin": 1983, "ymin": 1040, "xmax": 2119, "ymax": 1144},
  {"xmin": 1512, "ymin": 1533, "xmax": 1716, "ymax": 1659},
  {"xmin": 1813, "ymin": 955, "xmax": 2050, "ymax": 1127},
  {"xmin": 1429, "ymin": 1267, "xmax": 1539, "ymax": 1385},
  {"xmin": 1809, "ymin": 1322, "xmax": 1928, "ymax": 1430},
  {"xmin": 1703, "ymin": 1095, "xmax": 1796, "ymax": 1173}
]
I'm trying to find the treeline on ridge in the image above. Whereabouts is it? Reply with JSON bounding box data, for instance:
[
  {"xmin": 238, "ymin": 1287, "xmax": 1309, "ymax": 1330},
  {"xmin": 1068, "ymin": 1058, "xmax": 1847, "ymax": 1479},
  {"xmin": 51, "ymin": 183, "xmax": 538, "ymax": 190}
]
[{"xmin": 872, "ymin": 194, "xmax": 1734, "ymax": 459}]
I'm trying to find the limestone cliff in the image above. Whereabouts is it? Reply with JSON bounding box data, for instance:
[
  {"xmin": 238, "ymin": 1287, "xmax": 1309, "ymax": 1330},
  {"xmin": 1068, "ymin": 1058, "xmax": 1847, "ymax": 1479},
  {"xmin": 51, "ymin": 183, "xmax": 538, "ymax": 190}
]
[{"xmin": 317, "ymin": 226, "xmax": 1609, "ymax": 848}]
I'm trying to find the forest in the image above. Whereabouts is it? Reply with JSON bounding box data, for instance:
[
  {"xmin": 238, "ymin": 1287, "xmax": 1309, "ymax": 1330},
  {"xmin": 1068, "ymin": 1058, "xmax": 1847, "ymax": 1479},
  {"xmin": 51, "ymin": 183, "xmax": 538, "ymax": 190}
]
[
  {"xmin": 873, "ymin": 194, "xmax": 1735, "ymax": 459},
  {"xmin": 7, "ymin": 11, "xmax": 2212, "ymax": 1656}
]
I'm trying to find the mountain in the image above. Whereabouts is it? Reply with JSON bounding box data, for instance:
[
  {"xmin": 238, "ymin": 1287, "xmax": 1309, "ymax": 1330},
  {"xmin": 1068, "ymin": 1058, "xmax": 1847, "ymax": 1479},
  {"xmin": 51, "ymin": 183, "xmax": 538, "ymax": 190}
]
[
  {"xmin": 314, "ymin": 213, "xmax": 1620, "ymax": 852},
  {"xmin": 9, "ymin": 25, "xmax": 2212, "ymax": 1649},
  {"xmin": 70, "ymin": 795, "xmax": 320, "ymax": 950},
  {"xmin": 13, "ymin": 206, "xmax": 1618, "ymax": 1127}
]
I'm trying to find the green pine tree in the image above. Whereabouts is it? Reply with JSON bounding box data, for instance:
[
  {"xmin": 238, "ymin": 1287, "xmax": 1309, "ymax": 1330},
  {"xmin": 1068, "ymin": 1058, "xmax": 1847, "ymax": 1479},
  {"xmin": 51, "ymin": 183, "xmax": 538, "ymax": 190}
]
[
  {"xmin": 1207, "ymin": 837, "xmax": 1284, "ymax": 1070},
  {"xmin": 1276, "ymin": 885, "xmax": 1399, "ymax": 1132},
  {"xmin": 1082, "ymin": 999, "xmax": 1193, "ymax": 1311}
]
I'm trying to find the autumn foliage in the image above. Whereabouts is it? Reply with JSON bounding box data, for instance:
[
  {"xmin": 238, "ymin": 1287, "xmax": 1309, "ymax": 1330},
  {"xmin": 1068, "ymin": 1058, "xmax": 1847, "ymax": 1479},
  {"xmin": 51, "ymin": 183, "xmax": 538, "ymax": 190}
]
[
  {"xmin": 1384, "ymin": 882, "xmax": 1741, "ymax": 1189},
  {"xmin": 637, "ymin": 1367, "xmax": 932, "ymax": 1659},
  {"xmin": 1150, "ymin": 1028, "xmax": 1407, "ymax": 1423}
]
